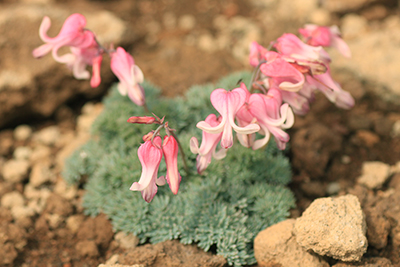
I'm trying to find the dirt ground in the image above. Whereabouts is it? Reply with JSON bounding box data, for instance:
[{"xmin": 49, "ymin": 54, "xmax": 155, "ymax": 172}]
[{"xmin": 1, "ymin": 0, "xmax": 400, "ymax": 266}]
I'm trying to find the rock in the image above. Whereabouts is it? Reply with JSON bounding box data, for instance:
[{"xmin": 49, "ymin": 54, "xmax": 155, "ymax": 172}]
[
  {"xmin": 364, "ymin": 207, "xmax": 390, "ymax": 249},
  {"xmin": 2, "ymin": 159, "xmax": 30, "ymax": 183},
  {"xmin": 178, "ymin": 14, "xmax": 196, "ymax": 30},
  {"xmin": 354, "ymin": 130, "xmax": 380, "ymax": 148},
  {"xmin": 33, "ymin": 126, "xmax": 60, "ymax": 146},
  {"xmin": 1, "ymin": 191, "xmax": 25, "ymax": 209},
  {"xmin": 29, "ymin": 160, "xmax": 54, "ymax": 187},
  {"xmin": 357, "ymin": 161, "xmax": 391, "ymax": 189},
  {"xmin": 114, "ymin": 232, "xmax": 140, "ymax": 249},
  {"xmin": 54, "ymin": 179, "xmax": 78, "ymax": 200},
  {"xmin": 0, "ymin": 130, "xmax": 13, "ymax": 156},
  {"xmin": 66, "ymin": 214, "xmax": 85, "ymax": 235},
  {"xmin": 254, "ymin": 219, "xmax": 329, "ymax": 267},
  {"xmin": 11, "ymin": 206, "xmax": 36, "ymax": 221},
  {"xmin": 332, "ymin": 257, "xmax": 393, "ymax": 266},
  {"xmin": 13, "ymin": 125, "xmax": 33, "ymax": 141},
  {"xmin": 294, "ymin": 195, "xmax": 367, "ymax": 262},
  {"xmin": 13, "ymin": 146, "xmax": 32, "ymax": 160},
  {"xmin": 76, "ymin": 240, "xmax": 99, "ymax": 257},
  {"xmin": 30, "ymin": 145, "xmax": 51, "ymax": 163},
  {"xmin": 326, "ymin": 182, "xmax": 341, "ymax": 195}
]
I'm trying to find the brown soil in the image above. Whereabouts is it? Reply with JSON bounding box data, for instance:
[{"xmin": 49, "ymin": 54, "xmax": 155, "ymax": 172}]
[{"xmin": 1, "ymin": 0, "xmax": 400, "ymax": 266}]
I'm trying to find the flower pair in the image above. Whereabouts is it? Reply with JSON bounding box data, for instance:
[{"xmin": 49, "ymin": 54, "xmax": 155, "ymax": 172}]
[
  {"xmin": 33, "ymin": 13, "xmax": 145, "ymax": 106},
  {"xmin": 130, "ymin": 135, "xmax": 181, "ymax": 203}
]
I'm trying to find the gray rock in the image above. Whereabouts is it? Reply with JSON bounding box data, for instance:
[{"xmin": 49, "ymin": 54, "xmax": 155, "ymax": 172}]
[{"xmin": 294, "ymin": 195, "xmax": 367, "ymax": 262}]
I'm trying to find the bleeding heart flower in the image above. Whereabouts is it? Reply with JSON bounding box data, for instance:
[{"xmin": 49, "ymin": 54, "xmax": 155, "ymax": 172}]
[
  {"xmin": 110, "ymin": 47, "xmax": 145, "ymax": 106},
  {"xmin": 161, "ymin": 135, "xmax": 181, "ymax": 194},
  {"xmin": 190, "ymin": 114, "xmax": 227, "ymax": 174},
  {"xmin": 130, "ymin": 136, "xmax": 165, "ymax": 203},
  {"xmin": 299, "ymin": 24, "xmax": 351, "ymax": 58},
  {"xmin": 196, "ymin": 85, "xmax": 260, "ymax": 149}
]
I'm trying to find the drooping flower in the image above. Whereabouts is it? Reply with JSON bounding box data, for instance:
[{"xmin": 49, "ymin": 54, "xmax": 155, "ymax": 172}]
[
  {"xmin": 32, "ymin": 13, "xmax": 95, "ymax": 63},
  {"xmin": 299, "ymin": 24, "xmax": 351, "ymax": 58},
  {"xmin": 162, "ymin": 135, "xmax": 181, "ymax": 194},
  {"xmin": 305, "ymin": 67, "xmax": 355, "ymax": 109},
  {"xmin": 190, "ymin": 114, "xmax": 227, "ymax": 174},
  {"xmin": 274, "ymin": 33, "xmax": 331, "ymax": 63},
  {"xmin": 237, "ymin": 88, "xmax": 294, "ymax": 150},
  {"xmin": 196, "ymin": 85, "xmax": 260, "ymax": 149},
  {"xmin": 249, "ymin": 41, "xmax": 269, "ymax": 67},
  {"xmin": 127, "ymin": 116, "xmax": 156, "ymax": 124},
  {"xmin": 110, "ymin": 47, "xmax": 145, "ymax": 106},
  {"xmin": 130, "ymin": 136, "xmax": 165, "ymax": 203}
]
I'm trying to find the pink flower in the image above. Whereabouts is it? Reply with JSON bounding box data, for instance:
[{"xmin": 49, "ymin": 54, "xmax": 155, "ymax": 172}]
[
  {"xmin": 260, "ymin": 51, "xmax": 305, "ymax": 92},
  {"xmin": 162, "ymin": 135, "xmax": 181, "ymax": 194},
  {"xmin": 110, "ymin": 47, "xmax": 145, "ymax": 106},
  {"xmin": 196, "ymin": 86, "xmax": 260, "ymax": 149},
  {"xmin": 305, "ymin": 68, "xmax": 355, "ymax": 109},
  {"xmin": 236, "ymin": 88, "xmax": 294, "ymax": 150},
  {"xmin": 274, "ymin": 33, "xmax": 331, "ymax": 63},
  {"xmin": 32, "ymin": 13, "xmax": 95, "ymax": 63},
  {"xmin": 130, "ymin": 136, "xmax": 165, "ymax": 203},
  {"xmin": 299, "ymin": 24, "xmax": 351, "ymax": 58},
  {"xmin": 249, "ymin": 41, "xmax": 269, "ymax": 67},
  {"xmin": 190, "ymin": 114, "xmax": 227, "ymax": 174}
]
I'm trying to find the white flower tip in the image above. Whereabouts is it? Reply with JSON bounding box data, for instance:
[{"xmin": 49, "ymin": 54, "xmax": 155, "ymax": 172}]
[{"xmin": 189, "ymin": 137, "xmax": 200, "ymax": 154}]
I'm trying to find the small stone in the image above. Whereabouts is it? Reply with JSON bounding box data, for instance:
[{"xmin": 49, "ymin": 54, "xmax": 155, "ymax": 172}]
[
  {"xmin": 326, "ymin": 182, "xmax": 341, "ymax": 195},
  {"xmin": 1, "ymin": 191, "xmax": 24, "ymax": 208},
  {"xmin": 66, "ymin": 214, "xmax": 85, "ymax": 235},
  {"xmin": 44, "ymin": 194, "xmax": 73, "ymax": 217},
  {"xmin": 341, "ymin": 155, "xmax": 352, "ymax": 164},
  {"xmin": 13, "ymin": 146, "xmax": 32, "ymax": 160},
  {"xmin": 254, "ymin": 219, "xmax": 329, "ymax": 267},
  {"xmin": 114, "ymin": 232, "xmax": 140, "ymax": 249},
  {"xmin": 14, "ymin": 125, "xmax": 32, "ymax": 141},
  {"xmin": 2, "ymin": 159, "xmax": 29, "ymax": 183},
  {"xmin": 391, "ymin": 120, "xmax": 400, "ymax": 137},
  {"xmin": 29, "ymin": 160, "xmax": 54, "ymax": 187},
  {"xmin": 294, "ymin": 195, "xmax": 367, "ymax": 262},
  {"xmin": 29, "ymin": 145, "xmax": 51, "ymax": 163},
  {"xmin": 332, "ymin": 257, "xmax": 393, "ymax": 267},
  {"xmin": 45, "ymin": 213, "xmax": 62, "ymax": 229},
  {"xmin": 54, "ymin": 179, "xmax": 78, "ymax": 200},
  {"xmin": 105, "ymin": 254, "xmax": 119, "ymax": 265},
  {"xmin": 34, "ymin": 126, "xmax": 60, "ymax": 146},
  {"xmin": 341, "ymin": 14, "xmax": 368, "ymax": 40},
  {"xmin": 198, "ymin": 33, "xmax": 217, "ymax": 53},
  {"xmin": 178, "ymin": 15, "xmax": 196, "ymax": 30},
  {"xmin": 355, "ymin": 130, "xmax": 380, "ymax": 147},
  {"xmin": 11, "ymin": 206, "xmax": 36, "ymax": 221},
  {"xmin": 76, "ymin": 240, "xmax": 99, "ymax": 257},
  {"xmin": 357, "ymin": 161, "xmax": 391, "ymax": 189}
]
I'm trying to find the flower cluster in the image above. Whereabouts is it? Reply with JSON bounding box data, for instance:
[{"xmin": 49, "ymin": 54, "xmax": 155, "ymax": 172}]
[
  {"xmin": 32, "ymin": 13, "xmax": 145, "ymax": 106},
  {"xmin": 190, "ymin": 24, "xmax": 354, "ymax": 174},
  {"xmin": 127, "ymin": 116, "xmax": 182, "ymax": 203}
]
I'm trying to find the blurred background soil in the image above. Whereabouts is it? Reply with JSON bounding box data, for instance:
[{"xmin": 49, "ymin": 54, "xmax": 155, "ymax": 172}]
[{"xmin": 1, "ymin": 0, "xmax": 400, "ymax": 266}]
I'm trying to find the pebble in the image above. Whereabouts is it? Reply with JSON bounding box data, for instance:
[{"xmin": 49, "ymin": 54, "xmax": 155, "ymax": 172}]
[
  {"xmin": 66, "ymin": 214, "xmax": 85, "ymax": 235},
  {"xmin": 30, "ymin": 145, "xmax": 51, "ymax": 163},
  {"xmin": 114, "ymin": 232, "xmax": 140, "ymax": 249},
  {"xmin": 14, "ymin": 125, "xmax": 32, "ymax": 141},
  {"xmin": 326, "ymin": 182, "xmax": 341, "ymax": 195},
  {"xmin": 29, "ymin": 160, "xmax": 54, "ymax": 187},
  {"xmin": 178, "ymin": 14, "xmax": 196, "ymax": 30},
  {"xmin": 13, "ymin": 146, "xmax": 32, "ymax": 160},
  {"xmin": 2, "ymin": 159, "xmax": 30, "ymax": 183},
  {"xmin": 1, "ymin": 191, "xmax": 25, "ymax": 208},
  {"xmin": 294, "ymin": 195, "xmax": 367, "ymax": 262},
  {"xmin": 391, "ymin": 120, "xmax": 400, "ymax": 137},
  {"xmin": 54, "ymin": 179, "xmax": 78, "ymax": 200},
  {"xmin": 34, "ymin": 126, "xmax": 60, "ymax": 146},
  {"xmin": 357, "ymin": 161, "xmax": 391, "ymax": 189},
  {"xmin": 11, "ymin": 206, "xmax": 36, "ymax": 221},
  {"xmin": 76, "ymin": 240, "xmax": 99, "ymax": 257}
]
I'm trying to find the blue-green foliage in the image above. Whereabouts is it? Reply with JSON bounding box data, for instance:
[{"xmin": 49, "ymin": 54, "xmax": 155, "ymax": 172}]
[{"xmin": 63, "ymin": 72, "xmax": 295, "ymax": 266}]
